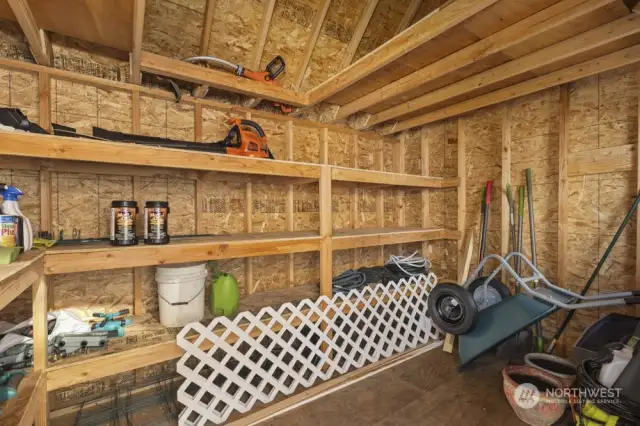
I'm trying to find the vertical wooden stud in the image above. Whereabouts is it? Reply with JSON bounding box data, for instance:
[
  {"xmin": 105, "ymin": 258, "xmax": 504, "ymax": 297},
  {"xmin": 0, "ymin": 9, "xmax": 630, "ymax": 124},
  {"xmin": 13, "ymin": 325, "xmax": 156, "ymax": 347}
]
[
  {"xmin": 350, "ymin": 134, "xmax": 359, "ymax": 269},
  {"xmin": 558, "ymin": 84, "xmax": 570, "ymax": 353},
  {"xmin": 375, "ymin": 138, "xmax": 385, "ymax": 264},
  {"xmin": 194, "ymin": 102, "xmax": 203, "ymax": 142},
  {"xmin": 320, "ymin": 127, "xmax": 329, "ymax": 165},
  {"xmin": 395, "ymin": 133, "xmax": 406, "ymax": 254},
  {"xmin": 501, "ymin": 104, "xmax": 511, "ymax": 283},
  {"xmin": 319, "ymin": 165, "xmax": 333, "ymax": 296},
  {"xmin": 457, "ymin": 118, "xmax": 467, "ymax": 278},
  {"xmin": 132, "ymin": 176, "xmax": 144, "ymax": 315},
  {"xmin": 38, "ymin": 72, "xmax": 51, "ymax": 132},
  {"xmin": 286, "ymin": 121, "xmax": 295, "ymax": 286},
  {"xmin": 245, "ymin": 182, "xmax": 254, "ymax": 294},
  {"xmin": 132, "ymin": 90, "xmax": 141, "ymax": 134},
  {"xmin": 421, "ymin": 126, "xmax": 430, "ymax": 256},
  {"xmin": 32, "ymin": 275, "xmax": 48, "ymax": 371}
]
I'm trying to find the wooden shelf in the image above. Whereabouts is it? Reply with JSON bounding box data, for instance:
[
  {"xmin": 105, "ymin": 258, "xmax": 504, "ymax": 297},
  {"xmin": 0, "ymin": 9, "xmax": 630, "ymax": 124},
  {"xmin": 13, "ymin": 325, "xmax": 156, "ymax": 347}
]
[
  {"xmin": 45, "ymin": 284, "xmax": 320, "ymax": 391},
  {"xmin": 44, "ymin": 231, "xmax": 322, "ymax": 275},
  {"xmin": 0, "ymin": 131, "xmax": 321, "ymax": 183},
  {"xmin": 0, "ymin": 250, "xmax": 44, "ymax": 311},
  {"xmin": 333, "ymin": 227, "xmax": 460, "ymax": 250},
  {"xmin": 332, "ymin": 167, "xmax": 459, "ymax": 189}
]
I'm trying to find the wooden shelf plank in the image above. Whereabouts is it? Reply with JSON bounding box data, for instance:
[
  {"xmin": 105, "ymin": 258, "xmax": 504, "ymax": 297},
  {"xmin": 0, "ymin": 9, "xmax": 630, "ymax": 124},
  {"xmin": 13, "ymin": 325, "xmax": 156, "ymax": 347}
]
[
  {"xmin": 332, "ymin": 227, "xmax": 460, "ymax": 250},
  {"xmin": 0, "ymin": 250, "xmax": 44, "ymax": 311},
  {"xmin": 0, "ymin": 369, "xmax": 45, "ymax": 426},
  {"xmin": 46, "ymin": 285, "xmax": 320, "ymax": 391},
  {"xmin": 44, "ymin": 232, "xmax": 322, "ymax": 275},
  {"xmin": 331, "ymin": 167, "xmax": 459, "ymax": 189},
  {"xmin": 0, "ymin": 131, "xmax": 321, "ymax": 181}
]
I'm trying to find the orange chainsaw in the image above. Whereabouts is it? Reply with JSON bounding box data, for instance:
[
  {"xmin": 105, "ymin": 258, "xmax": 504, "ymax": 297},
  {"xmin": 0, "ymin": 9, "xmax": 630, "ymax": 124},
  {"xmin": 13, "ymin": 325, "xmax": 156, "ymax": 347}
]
[{"xmin": 92, "ymin": 118, "xmax": 274, "ymax": 159}]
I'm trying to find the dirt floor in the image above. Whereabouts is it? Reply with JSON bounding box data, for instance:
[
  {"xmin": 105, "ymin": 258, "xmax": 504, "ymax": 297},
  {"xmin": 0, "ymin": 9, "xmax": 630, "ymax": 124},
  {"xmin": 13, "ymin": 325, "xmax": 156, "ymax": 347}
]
[{"xmin": 262, "ymin": 348, "xmax": 527, "ymax": 426}]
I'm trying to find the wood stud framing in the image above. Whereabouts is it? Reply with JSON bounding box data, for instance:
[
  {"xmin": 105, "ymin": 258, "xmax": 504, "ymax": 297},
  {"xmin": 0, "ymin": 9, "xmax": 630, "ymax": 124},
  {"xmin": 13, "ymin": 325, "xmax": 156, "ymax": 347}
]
[
  {"xmin": 395, "ymin": 0, "xmax": 422, "ymax": 35},
  {"xmin": 340, "ymin": 0, "xmax": 379, "ymax": 70},
  {"xmin": 130, "ymin": 0, "xmax": 146, "ymax": 85},
  {"xmin": 7, "ymin": 0, "xmax": 51, "ymax": 66},
  {"xmin": 501, "ymin": 104, "xmax": 511, "ymax": 283},
  {"xmin": 294, "ymin": 0, "xmax": 332, "ymax": 91},
  {"xmin": 193, "ymin": 0, "xmax": 218, "ymax": 98},
  {"xmin": 558, "ymin": 84, "xmax": 569, "ymax": 353}
]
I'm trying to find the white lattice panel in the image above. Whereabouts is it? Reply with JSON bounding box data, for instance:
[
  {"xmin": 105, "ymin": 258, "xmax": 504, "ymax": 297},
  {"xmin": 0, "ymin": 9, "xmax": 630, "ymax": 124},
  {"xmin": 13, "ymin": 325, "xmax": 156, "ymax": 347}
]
[{"xmin": 176, "ymin": 273, "xmax": 441, "ymax": 425}]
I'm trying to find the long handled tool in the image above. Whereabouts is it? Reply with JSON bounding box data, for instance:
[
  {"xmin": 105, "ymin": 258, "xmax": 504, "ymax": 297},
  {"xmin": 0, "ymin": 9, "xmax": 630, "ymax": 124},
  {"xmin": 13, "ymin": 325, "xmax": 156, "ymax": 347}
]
[
  {"xmin": 478, "ymin": 181, "xmax": 492, "ymax": 273},
  {"xmin": 526, "ymin": 168, "xmax": 543, "ymax": 352},
  {"xmin": 506, "ymin": 184, "xmax": 516, "ymax": 268},
  {"xmin": 547, "ymin": 191, "xmax": 640, "ymax": 353},
  {"xmin": 515, "ymin": 186, "xmax": 525, "ymax": 278}
]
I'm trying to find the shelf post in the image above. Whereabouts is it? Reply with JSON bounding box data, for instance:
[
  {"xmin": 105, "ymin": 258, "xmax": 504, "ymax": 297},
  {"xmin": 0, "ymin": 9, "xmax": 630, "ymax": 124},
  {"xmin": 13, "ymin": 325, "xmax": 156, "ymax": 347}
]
[
  {"xmin": 32, "ymin": 274, "xmax": 48, "ymax": 371},
  {"xmin": 558, "ymin": 84, "xmax": 569, "ymax": 353},
  {"xmin": 350, "ymin": 134, "xmax": 359, "ymax": 269},
  {"xmin": 286, "ymin": 121, "xmax": 295, "ymax": 287},
  {"xmin": 319, "ymin": 165, "xmax": 332, "ymax": 296},
  {"xmin": 375, "ymin": 138, "xmax": 385, "ymax": 265},
  {"xmin": 457, "ymin": 118, "xmax": 467, "ymax": 279},
  {"xmin": 421, "ymin": 126, "xmax": 430, "ymax": 258},
  {"xmin": 501, "ymin": 104, "xmax": 511, "ymax": 284}
]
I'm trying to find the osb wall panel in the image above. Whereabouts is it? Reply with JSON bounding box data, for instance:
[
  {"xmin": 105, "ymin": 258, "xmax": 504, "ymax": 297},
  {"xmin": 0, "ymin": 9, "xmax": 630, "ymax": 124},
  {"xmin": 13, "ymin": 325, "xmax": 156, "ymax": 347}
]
[
  {"xmin": 143, "ymin": 0, "xmax": 204, "ymax": 59},
  {"xmin": 205, "ymin": 0, "xmax": 263, "ymax": 66},
  {"xmin": 354, "ymin": 0, "xmax": 411, "ymax": 62}
]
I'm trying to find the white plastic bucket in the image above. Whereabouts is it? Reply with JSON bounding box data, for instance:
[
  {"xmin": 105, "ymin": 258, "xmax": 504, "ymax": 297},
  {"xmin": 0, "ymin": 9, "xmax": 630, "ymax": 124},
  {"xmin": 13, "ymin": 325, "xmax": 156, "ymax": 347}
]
[{"xmin": 156, "ymin": 263, "xmax": 207, "ymax": 327}]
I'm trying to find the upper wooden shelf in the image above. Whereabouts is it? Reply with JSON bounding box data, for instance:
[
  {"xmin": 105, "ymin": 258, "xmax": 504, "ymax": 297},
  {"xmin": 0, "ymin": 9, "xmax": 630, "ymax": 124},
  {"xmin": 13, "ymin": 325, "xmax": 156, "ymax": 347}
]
[
  {"xmin": 332, "ymin": 167, "xmax": 458, "ymax": 189},
  {"xmin": 0, "ymin": 250, "xmax": 43, "ymax": 311},
  {"xmin": 1, "ymin": 130, "xmax": 456, "ymax": 190},
  {"xmin": 44, "ymin": 232, "xmax": 322, "ymax": 275},
  {"xmin": 0, "ymin": 131, "xmax": 321, "ymax": 183},
  {"xmin": 333, "ymin": 227, "xmax": 460, "ymax": 250}
]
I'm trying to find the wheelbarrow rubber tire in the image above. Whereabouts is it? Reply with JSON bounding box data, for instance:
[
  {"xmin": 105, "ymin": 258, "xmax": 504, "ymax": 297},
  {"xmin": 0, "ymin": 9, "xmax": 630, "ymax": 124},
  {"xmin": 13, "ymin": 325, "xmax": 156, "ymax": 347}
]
[
  {"xmin": 428, "ymin": 283, "xmax": 478, "ymax": 335},
  {"xmin": 467, "ymin": 278, "xmax": 511, "ymax": 310}
]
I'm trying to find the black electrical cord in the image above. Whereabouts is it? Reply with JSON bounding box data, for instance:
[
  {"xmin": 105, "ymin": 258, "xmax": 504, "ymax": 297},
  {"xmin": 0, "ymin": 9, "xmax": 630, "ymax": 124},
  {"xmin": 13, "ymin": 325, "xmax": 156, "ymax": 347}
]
[
  {"xmin": 331, "ymin": 270, "xmax": 367, "ymax": 294},
  {"xmin": 576, "ymin": 343, "xmax": 640, "ymax": 425}
]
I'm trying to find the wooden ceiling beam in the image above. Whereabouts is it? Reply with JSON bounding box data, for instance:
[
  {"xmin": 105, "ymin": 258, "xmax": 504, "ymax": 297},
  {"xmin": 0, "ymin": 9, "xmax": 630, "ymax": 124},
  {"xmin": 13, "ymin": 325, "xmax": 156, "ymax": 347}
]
[
  {"xmin": 7, "ymin": 0, "xmax": 52, "ymax": 66},
  {"xmin": 140, "ymin": 51, "xmax": 308, "ymax": 106},
  {"xmin": 294, "ymin": 0, "xmax": 332, "ymax": 91},
  {"xmin": 193, "ymin": 0, "xmax": 218, "ymax": 98},
  {"xmin": 129, "ymin": 0, "xmax": 145, "ymax": 85},
  {"xmin": 369, "ymin": 13, "xmax": 640, "ymax": 127},
  {"xmin": 336, "ymin": 0, "xmax": 619, "ymax": 120},
  {"xmin": 395, "ymin": 0, "xmax": 422, "ymax": 35},
  {"xmin": 384, "ymin": 44, "xmax": 640, "ymax": 134},
  {"xmin": 340, "ymin": 0, "xmax": 379, "ymax": 70},
  {"xmin": 251, "ymin": 0, "xmax": 277, "ymax": 70},
  {"xmin": 305, "ymin": 0, "xmax": 499, "ymax": 105}
]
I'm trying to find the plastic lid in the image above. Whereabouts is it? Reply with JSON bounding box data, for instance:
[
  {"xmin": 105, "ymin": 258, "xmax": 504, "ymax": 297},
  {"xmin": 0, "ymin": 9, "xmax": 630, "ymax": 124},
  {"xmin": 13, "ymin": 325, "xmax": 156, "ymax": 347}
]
[
  {"xmin": 145, "ymin": 201, "xmax": 169, "ymax": 208},
  {"xmin": 111, "ymin": 200, "xmax": 138, "ymax": 207}
]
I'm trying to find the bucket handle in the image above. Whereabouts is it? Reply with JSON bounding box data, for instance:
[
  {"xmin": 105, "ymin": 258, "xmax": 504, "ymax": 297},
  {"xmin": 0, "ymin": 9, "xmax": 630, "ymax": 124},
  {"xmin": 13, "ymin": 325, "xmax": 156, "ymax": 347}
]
[{"xmin": 158, "ymin": 285, "xmax": 205, "ymax": 306}]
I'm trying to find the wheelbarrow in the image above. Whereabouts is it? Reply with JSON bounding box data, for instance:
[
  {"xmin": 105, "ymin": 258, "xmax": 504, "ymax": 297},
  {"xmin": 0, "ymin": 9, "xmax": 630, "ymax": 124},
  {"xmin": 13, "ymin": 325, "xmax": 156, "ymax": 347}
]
[{"xmin": 428, "ymin": 252, "xmax": 640, "ymax": 366}]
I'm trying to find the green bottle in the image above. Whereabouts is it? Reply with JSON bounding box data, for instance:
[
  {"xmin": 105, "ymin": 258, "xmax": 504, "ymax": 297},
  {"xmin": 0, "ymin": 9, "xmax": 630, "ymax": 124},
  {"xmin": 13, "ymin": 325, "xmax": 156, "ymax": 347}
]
[{"xmin": 210, "ymin": 272, "xmax": 239, "ymax": 317}]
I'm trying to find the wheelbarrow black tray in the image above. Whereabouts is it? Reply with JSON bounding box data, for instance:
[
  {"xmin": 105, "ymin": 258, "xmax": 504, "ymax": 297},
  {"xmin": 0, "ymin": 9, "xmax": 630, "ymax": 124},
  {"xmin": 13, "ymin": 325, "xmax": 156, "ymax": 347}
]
[{"xmin": 458, "ymin": 294, "xmax": 555, "ymax": 367}]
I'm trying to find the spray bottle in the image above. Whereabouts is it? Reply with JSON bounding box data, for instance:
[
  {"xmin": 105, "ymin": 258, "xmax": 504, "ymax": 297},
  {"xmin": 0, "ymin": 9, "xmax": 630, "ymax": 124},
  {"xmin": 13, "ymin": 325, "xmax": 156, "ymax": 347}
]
[{"xmin": 0, "ymin": 184, "xmax": 33, "ymax": 251}]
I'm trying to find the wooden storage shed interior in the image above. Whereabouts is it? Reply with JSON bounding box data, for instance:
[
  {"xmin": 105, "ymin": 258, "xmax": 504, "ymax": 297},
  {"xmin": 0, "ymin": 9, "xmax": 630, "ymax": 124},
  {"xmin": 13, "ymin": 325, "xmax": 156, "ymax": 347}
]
[{"xmin": 0, "ymin": 0, "xmax": 639, "ymax": 424}]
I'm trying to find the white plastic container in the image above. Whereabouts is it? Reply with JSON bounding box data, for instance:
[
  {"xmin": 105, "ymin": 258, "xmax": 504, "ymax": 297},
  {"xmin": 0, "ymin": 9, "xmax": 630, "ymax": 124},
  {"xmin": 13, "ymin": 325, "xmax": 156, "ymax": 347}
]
[
  {"xmin": 156, "ymin": 263, "xmax": 207, "ymax": 327},
  {"xmin": 598, "ymin": 346, "xmax": 633, "ymax": 388}
]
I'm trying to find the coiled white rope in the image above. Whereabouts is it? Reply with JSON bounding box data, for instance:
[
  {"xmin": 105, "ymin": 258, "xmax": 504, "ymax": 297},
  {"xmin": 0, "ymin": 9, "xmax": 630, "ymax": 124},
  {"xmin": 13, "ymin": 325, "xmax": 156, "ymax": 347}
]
[{"xmin": 385, "ymin": 251, "xmax": 431, "ymax": 276}]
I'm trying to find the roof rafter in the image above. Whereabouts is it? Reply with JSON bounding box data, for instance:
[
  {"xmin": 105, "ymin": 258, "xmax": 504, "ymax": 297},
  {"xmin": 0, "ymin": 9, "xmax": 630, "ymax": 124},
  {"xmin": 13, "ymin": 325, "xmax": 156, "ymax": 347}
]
[
  {"xmin": 129, "ymin": 0, "xmax": 145, "ymax": 84},
  {"xmin": 368, "ymin": 13, "xmax": 640, "ymax": 127},
  {"xmin": 395, "ymin": 0, "xmax": 422, "ymax": 35},
  {"xmin": 244, "ymin": 0, "xmax": 278, "ymax": 109},
  {"xmin": 294, "ymin": 0, "xmax": 332, "ymax": 91},
  {"xmin": 305, "ymin": 0, "xmax": 500, "ymax": 105},
  {"xmin": 335, "ymin": 0, "xmax": 619, "ymax": 120},
  {"xmin": 384, "ymin": 44, "xmax": 640, "ymax": 134},
  {"xmin": 340, "ymin": 0, "xmax": 379, "ymax": 70},
  {"xmin": 7, "ymin": 0, "xmax": 52, "ymax": 66},
  {"xmin": 193, "ymin": 0, "xmax": 218, "ymax": 98}
]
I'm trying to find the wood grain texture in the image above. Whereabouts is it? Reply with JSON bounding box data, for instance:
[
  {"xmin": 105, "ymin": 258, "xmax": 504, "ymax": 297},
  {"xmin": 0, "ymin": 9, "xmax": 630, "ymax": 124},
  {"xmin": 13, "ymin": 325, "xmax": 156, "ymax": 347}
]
[
  {"xmin": 0, "ymin": 370, "xmax": 45, "ymax": 426},
  {"xmin": 340, "ymin": 0, "xmax": 379, "ymax": 69},
  {"xmin": 294, "ymin": 0, "xmax": 332, "ymax": 91},
  {"xmin": 387, "ymin": 45, "xmax": 640, "ymax": 134},
  {"xmin": 7, "ymin": 0, "xmax": 51, "ymax": 66},
  {"xmin": 307, "ymin": 0, "xmax": 500, "ymax": 104},
  {"xmin": 395, "ymin": 0, "xmax": 422, "ymax": 35},
  {"xmin": 130, "ymin": 0, "xmax": 145, "ymax": 84},
  {"xmin": 0, "ymin": 251, "xmax": 43, "ymax": 311}
]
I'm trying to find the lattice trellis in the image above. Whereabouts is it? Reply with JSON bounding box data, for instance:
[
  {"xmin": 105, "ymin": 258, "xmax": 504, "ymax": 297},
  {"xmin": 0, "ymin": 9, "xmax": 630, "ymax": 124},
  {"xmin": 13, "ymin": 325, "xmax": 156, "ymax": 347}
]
[{"xmin": 176, "ymin": 273, "xmax": 441, "ymax": 425}]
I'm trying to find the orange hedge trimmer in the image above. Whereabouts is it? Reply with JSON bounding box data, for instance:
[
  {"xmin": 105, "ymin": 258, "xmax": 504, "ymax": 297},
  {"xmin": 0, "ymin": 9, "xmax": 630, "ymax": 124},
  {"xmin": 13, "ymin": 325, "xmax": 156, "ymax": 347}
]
[{"xmin": 184, "ymin": 56, "xmax": 291, "ymax": 112}]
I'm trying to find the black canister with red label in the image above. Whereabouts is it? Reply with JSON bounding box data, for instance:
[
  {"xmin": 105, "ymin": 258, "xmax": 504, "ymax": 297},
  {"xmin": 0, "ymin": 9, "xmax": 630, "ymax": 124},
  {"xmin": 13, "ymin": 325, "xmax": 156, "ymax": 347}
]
[
  {"xmin": 110, "ymin": 201, "xmax": 139, "ymax": 246},
  {"xmin": 144, "ymin": 201, "xmax": 170, "ymax": 245}
]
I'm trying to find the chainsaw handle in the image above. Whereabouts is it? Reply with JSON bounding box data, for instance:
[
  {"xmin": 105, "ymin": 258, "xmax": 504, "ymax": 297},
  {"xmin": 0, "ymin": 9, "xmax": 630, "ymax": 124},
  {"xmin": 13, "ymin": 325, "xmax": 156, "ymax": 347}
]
[
  {"xmin": 227, "ymin": 118, "xmax": 266, "ymax": 138},
  {"xmin": 485, "ymin": 181, "xmax": 492, "ymax": 205}
]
